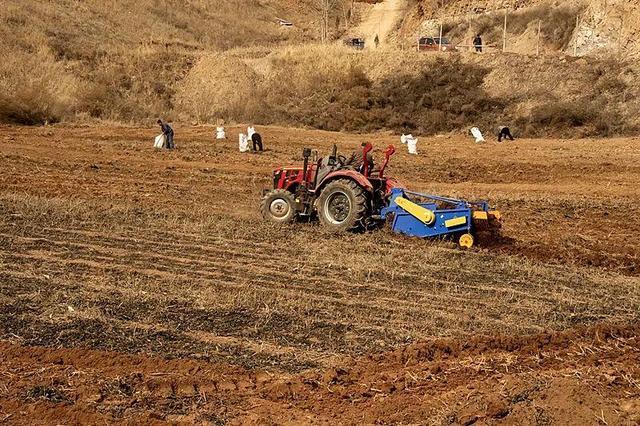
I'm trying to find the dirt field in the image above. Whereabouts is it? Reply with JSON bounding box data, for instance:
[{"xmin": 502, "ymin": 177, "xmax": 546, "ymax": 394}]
[{"xmin": 1, "ymin": 125, "xmax": 639, "ymax": 424}]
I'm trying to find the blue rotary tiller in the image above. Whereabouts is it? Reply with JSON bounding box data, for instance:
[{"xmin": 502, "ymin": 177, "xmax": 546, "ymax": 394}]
[{"xmin": 380, "ymin": 188, "xmax": 501, "ymax": 248}]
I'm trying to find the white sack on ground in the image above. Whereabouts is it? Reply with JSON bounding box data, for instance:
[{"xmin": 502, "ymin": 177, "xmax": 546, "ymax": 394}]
[
  {"xmin": 154, "ymin": 134, "xmax": 166, "ymax": 149},
  {"xmin": 239, "ymin": 133, "xmax": 249, "ymax": 152},
  {"xmin": 247, "ymin": 126, "xmax": 256, "ymax": 140},
  {"xmin": 407, "ymin": 136, "xmax": 418, "ymax": 155},
  {"xmin": 471, "ymin": 127, "xmax": 485, "ymax": 143},
  {"xmin": 216, "ymin": 127, "xmax": 226, "ymax": 139}
]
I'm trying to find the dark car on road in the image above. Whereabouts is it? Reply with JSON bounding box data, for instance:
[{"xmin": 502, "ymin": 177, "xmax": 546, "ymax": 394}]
[
  {"xmin": 418, "ymin": 37, "xmax": 458, "ymax": 52},
  {"xmin": 345, "ymin": 37, "xmax": 365, "ymax": 50}
]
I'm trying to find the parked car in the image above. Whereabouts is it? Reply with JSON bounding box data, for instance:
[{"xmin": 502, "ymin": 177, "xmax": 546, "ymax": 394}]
[
  {"xmin": 418, "ymin": 37, "xmax": 458, "ymax": 52},
  {"xmin": 345, "ymin": 37, "xmax": 365, "ymax": 50}
]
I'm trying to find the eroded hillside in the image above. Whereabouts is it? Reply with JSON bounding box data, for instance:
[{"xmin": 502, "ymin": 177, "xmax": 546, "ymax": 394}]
[{"xmin": 402, "ymin": 0, "xmax": 640, "ymax": 57}]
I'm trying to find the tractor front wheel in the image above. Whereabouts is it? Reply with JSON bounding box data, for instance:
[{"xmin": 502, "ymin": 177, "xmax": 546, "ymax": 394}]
[
  {"xmin": 317, "ymin": 179, "xmax": 368, "ymax": 232},
  {"xmin": 261, "ymin": 189, "xmax": 297, "ymax": 224}
]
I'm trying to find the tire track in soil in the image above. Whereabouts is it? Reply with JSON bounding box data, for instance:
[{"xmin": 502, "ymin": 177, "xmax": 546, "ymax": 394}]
[
  {"xmin": 2, "ymin": 229, "xmax": 506, "ymax": 306},
  {"xmin": 0, "ymin": 271, "xmax": 344, "ymax": 367},
  {"xmin": 2, "ymin": 236, "xmax": 629, "ymax": 316},
  {"xmin": 0, "ymin": 323, "xmax": 638, "ymax": 424},
  {"xmin": 0, "ymin": 255, "xmax": 485, "ymax": 351},
  {"xmin": 2, "ymin": 247, "xmax": 637, "ymax": 361},
  {"xmin": 2, "ymin": 224, "xmax": 606, "ymax": 298}
]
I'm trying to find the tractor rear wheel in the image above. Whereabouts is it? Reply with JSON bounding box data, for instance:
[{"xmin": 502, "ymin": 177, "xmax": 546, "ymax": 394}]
[
  {"xmin": 317, "ymin": 179, "xmax": 368, "ymax": 232},
  {"xmin": 261, "ymin": 189, "xmax": 297, "ymax": 224}
]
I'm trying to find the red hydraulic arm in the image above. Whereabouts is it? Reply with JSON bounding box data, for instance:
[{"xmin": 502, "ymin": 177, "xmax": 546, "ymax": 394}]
[
  {"xmin": 379, "ymin": 145, "xmax": 395, "ymax": 178},
  {"xmin": 361, "ymin": 143, "xmax": 373, "ymax": 177}
]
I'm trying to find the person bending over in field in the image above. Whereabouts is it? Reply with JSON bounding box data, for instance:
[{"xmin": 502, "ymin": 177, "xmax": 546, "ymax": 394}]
[
  {"xmin": 498, "ymin": 126, "xmax": 515, "ymax": 142},
  {"xmin": 251, "ymin": 132, "xmax": 263, "ymax": 152},
  {"xmin": 157, "ymin": 119, "xmax": 175, "ymax": 149}
]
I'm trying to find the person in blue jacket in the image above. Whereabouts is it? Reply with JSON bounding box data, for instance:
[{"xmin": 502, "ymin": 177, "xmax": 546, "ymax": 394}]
[{"xmin": 157, "ymin": 119, "xmax": 174, "ymax": 149}]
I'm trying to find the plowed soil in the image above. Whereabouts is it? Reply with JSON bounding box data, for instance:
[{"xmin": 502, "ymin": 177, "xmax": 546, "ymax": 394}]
[{"xmin": 1, "ymin": 124, "xmax": 639, "ymax": 424}]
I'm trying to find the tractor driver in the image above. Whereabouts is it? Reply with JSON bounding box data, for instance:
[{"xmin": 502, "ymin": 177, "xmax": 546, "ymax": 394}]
[{"xmin": 346, "ymin": 142, "xmax": 374, "ymax": 174}]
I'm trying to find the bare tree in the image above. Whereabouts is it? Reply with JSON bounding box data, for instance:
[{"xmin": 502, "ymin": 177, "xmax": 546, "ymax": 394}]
[{"xmin": 315, "ymin": 0, "xmax": 345, "ymax": 42}]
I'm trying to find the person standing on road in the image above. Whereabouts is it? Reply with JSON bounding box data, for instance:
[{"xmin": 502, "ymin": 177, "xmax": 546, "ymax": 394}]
[
  {"xmin": 374, "ymin": 34, "xmax": 380, "ymax": 49},
  {"xmin": 473, "ymin": 34, "xmax": 483, "ymax": 53},
  {"xmin": 498, "ymin": 126, "xmax": 515, "ymax": 142},
  {"xmin": 157, "ymin": 119, "xmax": 174, "ymax": 149}
]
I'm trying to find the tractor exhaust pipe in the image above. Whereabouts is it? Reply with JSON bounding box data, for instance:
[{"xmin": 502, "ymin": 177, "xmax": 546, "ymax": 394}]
[{"xmin": 301, "ymin": 148, "xmax": 312, "ymax": 189}]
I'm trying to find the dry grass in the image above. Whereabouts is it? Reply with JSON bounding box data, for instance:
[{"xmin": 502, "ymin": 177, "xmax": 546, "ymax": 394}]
[
  {"xmin": 0, "ymin": 0, "xmax": 316, "ymax": 124},
  {"xmin": 177, "ymin": 46, "xmax": 504, "ymax": 133},
  {"xmin": 2, "ymin": 191, "xmax": 638, "ymax": 372},
  {"xmin": 0, "ymin": 0, "xmax": 302, "ymax": 56},
  {"xmin": 176, "ymin": 45, "xmax": 640, "ymax": 137},
  {"xmin": 436, "ymin": 1, "xmax": 584, "ymax": 50},
  {"xmin": 0, "ymin": 47, "xmax": 79, "ymax": 124},
  {"xmin": 175, "ymin": 55, "xmax": 262, "ymax": 122}
]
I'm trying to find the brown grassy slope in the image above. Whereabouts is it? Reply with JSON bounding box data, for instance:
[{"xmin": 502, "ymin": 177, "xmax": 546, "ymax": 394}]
[
  {"xmin": 0, "ymin": 0, "xmax": 314, "ymax": 56},
  {"xmin": 177, "ymin": 45, "xmax": 640, "ymax": 137},
  {"xmin": 0, "ymin": 0, "xmax": 319, "ymax": 124}
]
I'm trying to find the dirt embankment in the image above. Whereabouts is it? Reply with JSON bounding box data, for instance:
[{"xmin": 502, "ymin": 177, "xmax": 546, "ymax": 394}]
[
  {"xmin": 1, "ymin": 323, "xmax": 638, "ymax": 424},
  {"xmin": 403, "ymin": 0, "xmax": 640, "ymax": 57}
]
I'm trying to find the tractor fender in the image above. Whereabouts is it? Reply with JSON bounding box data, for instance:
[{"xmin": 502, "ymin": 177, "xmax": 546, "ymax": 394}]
[{"xmin": 317, "ymin": 170, "xmax": 374, "ymax": 193}]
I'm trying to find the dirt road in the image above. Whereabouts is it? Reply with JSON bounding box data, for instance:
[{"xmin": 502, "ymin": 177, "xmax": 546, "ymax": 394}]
[
  {"xmin": 0, "ymin": 124, "xmax": 639, "ymax": 423},
  {"xmin": 354, "ymin": 0, "xmax": 408, "ymax": 48}
]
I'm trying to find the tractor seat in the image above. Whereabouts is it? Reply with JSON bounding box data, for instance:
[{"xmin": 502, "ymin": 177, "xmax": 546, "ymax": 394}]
[{"xmin": 315, "ymin": 157, "xmax": 335, "ymax": 184}]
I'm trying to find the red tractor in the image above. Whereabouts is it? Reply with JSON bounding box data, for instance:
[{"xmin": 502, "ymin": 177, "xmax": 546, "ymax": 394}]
[{"xmin": 261, "ymin": 143, "xmax": 398, "ymax": 232}]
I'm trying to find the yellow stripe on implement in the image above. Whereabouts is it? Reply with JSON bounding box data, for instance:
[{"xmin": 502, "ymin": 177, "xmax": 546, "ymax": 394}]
[
  {"xmin": 472, "ymin": 211, "xmax": 488, "ymax": 220},
  {"xmin": 396, "ymin": 197, "xmax": 436, "ymax": 225},
  {"xmin": 445, "ymin": 216, "xmax": 467, "ymax": 228}
]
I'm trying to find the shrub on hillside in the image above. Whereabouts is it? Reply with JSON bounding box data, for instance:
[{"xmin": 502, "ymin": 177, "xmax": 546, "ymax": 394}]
[
  {"xmin": 178, "ymin": 49, "xmax": 504, "ymax": 135},
  {"xmin": 516, "ymin": 59, "xmax": 637, "ymax": 137},
  {"xmin": 0, "ymin": 49, "xmax": 78, "ymax": 124},
  {"xmin": 174, "ymin": 54, "xmax": 261, "ymax": 123},
  {"xmin": 285, "ymin": 57, "xmax": 504, "ymax": 134},
  {"xmin": 443, "ymin": 3, "xmax": 584, "ymax": 50},
  {"xmin": 518, "ymin": 99, "xmax": 630, "ymax": 137},
  {"xmin": 371, "ymin": 58, "xmax": 504, "ymax": 133},
  {"xmin": 76, "ymin": 50, "xmax": 192, "ymax": 122}
]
